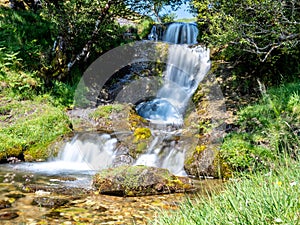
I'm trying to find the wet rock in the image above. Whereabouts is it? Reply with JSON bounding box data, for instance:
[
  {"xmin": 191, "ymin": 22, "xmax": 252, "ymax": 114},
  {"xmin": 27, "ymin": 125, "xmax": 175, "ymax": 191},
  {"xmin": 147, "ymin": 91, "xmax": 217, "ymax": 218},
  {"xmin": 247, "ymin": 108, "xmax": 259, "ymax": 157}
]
[
  {"xmin": 0, "ymin": 200, "xmax": 11, "ymax": 209},
  {"xmin": 45, "ymin": 210, "xmax": 62, "ymax": 219},
  {"xmin": 21, "ymin": 184, "xmax": 90, "ymax": 196},
  {"xmin": 5, "ymin": 192, "xmax": 25, "ymax": 199},
  {"xmin": 93, "ymin": 165, "xmax": 196, "ymax": 197},
  {"xmin": 184, "ymin": 145, "xmax": 219, "ymax": 178},
  {"xmin": 0, "ymin": 210, "xmax": 19, "ymax": 220},
  {"xmin": 32, "ymin": 197, "xmax": 69, "ymax": 208},
  {"xmin": 112, "ymin": 144, "xmax": 134, "ymax": 168}
]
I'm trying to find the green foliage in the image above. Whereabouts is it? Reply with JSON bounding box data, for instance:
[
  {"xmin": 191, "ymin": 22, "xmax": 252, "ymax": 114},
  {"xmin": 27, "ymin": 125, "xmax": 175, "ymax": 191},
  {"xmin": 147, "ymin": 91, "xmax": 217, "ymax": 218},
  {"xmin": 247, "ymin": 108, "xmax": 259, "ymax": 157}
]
[
  {"xmin": 193, "ymin": 0, "xmax": 300, "ymax": 82},
  {"xmin": 125, "ymin": 0, "xmax": 188, "ymax": 22},
  {"xmin": 175, "ymin": 17, "xmax": 196, "ymax": 23},
  {"xmin": 220, "ymin": 82, "xmax": 300, "ymax": 172},
  {"xmin": 221, "ymin": 133, "xmax": 274, "ymax": 172},
  {"xmin": 0, "ymin": 7, "xmax": 54, "ymax": 71},
  {"xmin": 154, "ymin": 160, "xmax": 300, "ymax": 225},
  {"xmin": 0, "ymin": 68, "xmax": 42, "ymax": 100},
  {"xmin": 0, "ymin": 98, "xmax": 72, "ymax": 161},
  {"xmin": 137, "ymin": 17, "xmax": 154, "ymax": 39},
  {"xmin": 40, "ymin": 0, "xmax": 143, "ymax": 80},
  {"xmin": 0, "ymin": 47, "xmax": 22, "ymax": 70},
  {"xmin": 161, "ymin": 13, "xmax": 177, "ymax": 23}
]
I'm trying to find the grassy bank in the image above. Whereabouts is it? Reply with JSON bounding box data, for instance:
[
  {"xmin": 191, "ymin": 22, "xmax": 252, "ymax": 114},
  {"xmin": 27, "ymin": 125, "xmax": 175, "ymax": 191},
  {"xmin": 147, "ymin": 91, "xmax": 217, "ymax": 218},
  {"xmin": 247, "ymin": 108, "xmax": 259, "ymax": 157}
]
[
  {"xmin": 0, "ymin": 97, "xmax": 72, "ymax": 162},
  {"xmin": 154, "ymin": 160, "xmax": 300, "ymax": 225},
  {"xmin": 153, "ymin": 81, "xmax": 300, "ymax": 224}
]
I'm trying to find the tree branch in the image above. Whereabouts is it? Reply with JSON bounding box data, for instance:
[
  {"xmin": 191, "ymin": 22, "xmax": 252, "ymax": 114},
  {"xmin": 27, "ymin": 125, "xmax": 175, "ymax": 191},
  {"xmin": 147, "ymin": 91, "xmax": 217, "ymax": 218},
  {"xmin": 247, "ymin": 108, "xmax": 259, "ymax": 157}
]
[{"xmin": 67, "ymin": 0, "xmax": 118, "ymax": 70}]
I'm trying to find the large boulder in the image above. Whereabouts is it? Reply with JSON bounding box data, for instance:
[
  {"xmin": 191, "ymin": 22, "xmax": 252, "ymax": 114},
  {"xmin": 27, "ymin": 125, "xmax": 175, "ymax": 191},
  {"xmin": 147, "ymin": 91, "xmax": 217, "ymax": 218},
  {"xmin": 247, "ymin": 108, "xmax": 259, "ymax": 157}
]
[{"xmin": 93, "ymin": 165, "xmax": 196, "ymax": 197}]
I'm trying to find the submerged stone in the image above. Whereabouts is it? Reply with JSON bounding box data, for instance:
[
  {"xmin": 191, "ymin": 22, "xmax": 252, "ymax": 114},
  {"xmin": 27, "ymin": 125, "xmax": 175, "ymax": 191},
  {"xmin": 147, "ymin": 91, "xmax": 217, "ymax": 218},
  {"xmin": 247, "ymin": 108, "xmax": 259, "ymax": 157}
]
[
  {"xmin": 0, "ymin": 210, "xmax": 19, "ymax": 220},
  {"xmin": 32, "ymin": 197, "xmax": 69, "ymax": 208},
  {"xmin": 5, "ymin": 192, "xmax": 26, "ymax": 199},
  {"xmin": 93, "ymin": 165, "xmax": 196, "ymax": 197},
  {"xmin": 0, "ymin": 200, "xmax": 11, "ymax": 209}
]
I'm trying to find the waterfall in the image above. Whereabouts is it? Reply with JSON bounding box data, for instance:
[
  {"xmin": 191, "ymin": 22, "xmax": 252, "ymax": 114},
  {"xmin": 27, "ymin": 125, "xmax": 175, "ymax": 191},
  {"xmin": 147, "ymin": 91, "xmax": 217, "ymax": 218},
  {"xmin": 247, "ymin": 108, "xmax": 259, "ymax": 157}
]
[
  {"xmin": 137, "ymin": 23, "xmax": 210, "ymax": 125},
  {"xmin": 163, "ymin": 22, "xmax": 199, "ymax": 44},
  {"xmin": 134, "ymin": 22, "xmax": 210, "ymax": 175},
  {"xmin": 10, "ymin": 23, "xmax": 210, "ymax": 177},
  {"xmin": 148, "ymin": 25, "xmax": 158, "ymax": 41}
]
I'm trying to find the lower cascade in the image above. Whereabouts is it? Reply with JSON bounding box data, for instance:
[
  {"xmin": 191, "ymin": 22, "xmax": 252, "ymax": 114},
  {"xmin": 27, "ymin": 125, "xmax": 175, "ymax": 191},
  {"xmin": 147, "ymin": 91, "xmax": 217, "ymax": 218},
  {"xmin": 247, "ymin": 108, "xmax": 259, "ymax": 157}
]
[{"xmin": 10, "ymin": 132, "xmax": 188, "ymax": 176}]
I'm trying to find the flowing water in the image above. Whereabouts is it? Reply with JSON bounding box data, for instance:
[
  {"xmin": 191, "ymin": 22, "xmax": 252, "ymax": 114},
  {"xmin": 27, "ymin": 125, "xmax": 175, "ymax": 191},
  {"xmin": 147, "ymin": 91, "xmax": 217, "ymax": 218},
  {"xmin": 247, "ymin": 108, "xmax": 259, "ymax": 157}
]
[
  {"xmin": 135, "ymin": 22, "xmax": 210, "ymax": 173},
  {"xmin": 163, "ymin": 22, "xmax": 199, "ymax": 44}
]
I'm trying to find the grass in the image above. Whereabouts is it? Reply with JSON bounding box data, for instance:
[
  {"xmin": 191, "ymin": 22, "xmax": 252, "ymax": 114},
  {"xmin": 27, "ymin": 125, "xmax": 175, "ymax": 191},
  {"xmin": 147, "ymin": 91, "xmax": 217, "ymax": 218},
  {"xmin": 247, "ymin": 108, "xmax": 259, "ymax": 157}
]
[
  {"xmin": 0, "ymin": 97, "xmax": 72, "ymax": 161},
  {"xmin": 153, "ymin": 81, "xmax": 300, "ymax": 224},
  {"xmin": 89, "ymin": 104, "xmax": 124, "ymax": 119},
  {"xmin": 153, "ymin": 160, "xmax": 300, "ymax": 225},
  {"xmin": 220, "ymin": 82, "xmax": 300, "ymax": 172}
]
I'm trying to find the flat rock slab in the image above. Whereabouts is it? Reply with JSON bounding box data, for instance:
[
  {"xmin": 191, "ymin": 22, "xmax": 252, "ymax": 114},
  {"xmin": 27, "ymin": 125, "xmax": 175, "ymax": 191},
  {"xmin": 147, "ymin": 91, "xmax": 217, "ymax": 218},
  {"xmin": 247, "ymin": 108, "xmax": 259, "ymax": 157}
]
[{"xmin": 93, "ymin": 165, "xmax": 196, "ymax": 197}]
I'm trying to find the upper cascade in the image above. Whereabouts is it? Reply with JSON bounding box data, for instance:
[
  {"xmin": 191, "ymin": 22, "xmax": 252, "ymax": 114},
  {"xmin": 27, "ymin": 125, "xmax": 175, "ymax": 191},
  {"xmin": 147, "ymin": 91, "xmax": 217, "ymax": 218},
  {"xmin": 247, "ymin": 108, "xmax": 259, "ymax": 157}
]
[
  {"xmin": 148, "ymin": 22, "xmax": 199, "ymax": 45},
  {"xmin": 137, "ymin": 22, "xmax": 210, "ymax": 125}
]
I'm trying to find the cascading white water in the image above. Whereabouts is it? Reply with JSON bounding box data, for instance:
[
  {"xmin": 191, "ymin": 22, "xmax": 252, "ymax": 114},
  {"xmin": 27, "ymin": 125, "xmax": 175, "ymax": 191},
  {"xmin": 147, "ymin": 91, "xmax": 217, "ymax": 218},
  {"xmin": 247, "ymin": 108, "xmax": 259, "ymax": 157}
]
[
  {"xmin": 134, "ymin": 23, "xmax": 210, "ymax": 175},
  {"xmin": 134, "ymin": 130, "xmax": 187, "ymax": 175},
  {"xmin": 163, "ymin": 22, "xmax": 199, "ymax": 44},
  {"xmin": 148, "ymin": 25, "xmax": 158, "ymax": 41},
  {"xmin": 137, "ymin": 23, "xmax": 210, "ymax": 125},
  {"xmin": 11, "ymin": 133, "xmax": 118, "ymax": 174}
]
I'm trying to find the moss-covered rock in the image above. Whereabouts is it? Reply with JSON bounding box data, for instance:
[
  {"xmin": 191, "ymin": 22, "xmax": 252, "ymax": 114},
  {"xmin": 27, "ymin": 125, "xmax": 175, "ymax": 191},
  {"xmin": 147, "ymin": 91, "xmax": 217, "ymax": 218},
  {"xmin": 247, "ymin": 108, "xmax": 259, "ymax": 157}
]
[
  {"xmin": 68, "ymin": 103, "xmax": 148, "ymax": 133},
  {"xmin": 93, "ymin": 165, "xmax": 196, "ymax": 196},
  {"xmin": 183, "ymin": 71, "xmax": 228, "ymax": 178},
  {"xmin": 0, "ymin": 97, "xmax": 72, "ymax": 162}
]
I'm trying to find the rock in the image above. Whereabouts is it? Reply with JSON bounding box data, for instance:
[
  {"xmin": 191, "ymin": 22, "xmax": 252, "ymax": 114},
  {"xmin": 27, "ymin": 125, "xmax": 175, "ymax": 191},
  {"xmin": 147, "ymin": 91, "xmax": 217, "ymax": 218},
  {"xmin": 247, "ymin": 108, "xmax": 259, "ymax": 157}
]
[
  {"xmin": 0, "ymin": 200, "xmax": 11, "ymax": 209},
  {"xmin": 111, "ymin": 144, "xmax": 134, "ymax": 168},
  {"xmin": 0, "ymin": 210, "xmax": 19, "ymax": 220},
  {"xmin": 183, "ymin": 73, "xmax": 227, "ymax": 178},
  {"xmin": 5, "ymin": 192, "xmax": 25, "ymax": 199},
  {"xmin": 32, "ymin": 197, "xmax": 69, "ymax": 208},
  {"xmin": 184, "ymin": 144, "xmax": 219, "ymax": 178},
  {"xmin": 21, "ymin": 184, "xmax": 89, "ymax": 196},
  {"xmin": 93, "ymin": 165, "xmax": 196, "ymax": 197}
]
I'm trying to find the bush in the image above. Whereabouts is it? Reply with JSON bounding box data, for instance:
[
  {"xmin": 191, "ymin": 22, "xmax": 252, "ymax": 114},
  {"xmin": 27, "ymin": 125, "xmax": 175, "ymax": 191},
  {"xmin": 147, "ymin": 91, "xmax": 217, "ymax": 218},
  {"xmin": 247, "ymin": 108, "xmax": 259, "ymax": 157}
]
[{"xmin": 220, "ymin": 82, "xmax": 300, "ymax": 172}]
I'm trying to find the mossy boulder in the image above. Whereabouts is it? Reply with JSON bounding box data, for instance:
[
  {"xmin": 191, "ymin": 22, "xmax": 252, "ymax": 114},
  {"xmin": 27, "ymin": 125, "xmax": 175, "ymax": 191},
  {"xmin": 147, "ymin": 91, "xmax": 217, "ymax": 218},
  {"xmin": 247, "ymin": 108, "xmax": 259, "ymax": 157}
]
[
  {"xmin": 93, "ymin": 165, "xmax": 196, "ymax": 196},
  {"xmin": 184, "ymin": 144, "xmax": 220, "ymax": 178},
  {"xmin": 68, "ymin": 103, "xmax": 148, "ymax": 133}
]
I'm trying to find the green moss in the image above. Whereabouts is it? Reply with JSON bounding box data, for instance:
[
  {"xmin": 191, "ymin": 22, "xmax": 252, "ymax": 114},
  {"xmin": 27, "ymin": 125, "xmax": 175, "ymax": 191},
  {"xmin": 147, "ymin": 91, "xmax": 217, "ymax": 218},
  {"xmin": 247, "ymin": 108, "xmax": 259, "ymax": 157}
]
[
  {"xmin": 136, "ymin": 142, "xmax": 148, "ymax": 154},
  {"xmin": 89, "ymin": 104, "xmax": 124, "ymax": 120},
  {"xmin": 0, "ymin": 98, "xmax": 72, "ymax": 161}
]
